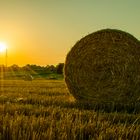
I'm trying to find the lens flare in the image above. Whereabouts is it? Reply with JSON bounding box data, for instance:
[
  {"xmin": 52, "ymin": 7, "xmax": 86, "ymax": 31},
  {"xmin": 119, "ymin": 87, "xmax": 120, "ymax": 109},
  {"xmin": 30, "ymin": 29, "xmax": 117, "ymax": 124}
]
[{"xmin": 0, "ymin": 42, "xmax": 7, "ymax": 52}]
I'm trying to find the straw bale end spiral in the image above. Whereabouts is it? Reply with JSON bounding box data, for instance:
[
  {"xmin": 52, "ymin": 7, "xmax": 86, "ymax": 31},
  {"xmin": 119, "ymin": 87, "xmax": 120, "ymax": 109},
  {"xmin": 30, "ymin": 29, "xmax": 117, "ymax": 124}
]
[{"xmin": 64, "ymin": 29, "xmax": 140, "ymax": 104}]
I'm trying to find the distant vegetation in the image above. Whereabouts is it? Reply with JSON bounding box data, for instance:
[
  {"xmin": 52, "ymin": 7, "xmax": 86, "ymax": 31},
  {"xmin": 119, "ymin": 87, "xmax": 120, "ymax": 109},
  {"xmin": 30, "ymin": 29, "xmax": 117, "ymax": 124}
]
[{"xmin": 0, "ymin": 63, "xmax": 64, "ymax": 80}]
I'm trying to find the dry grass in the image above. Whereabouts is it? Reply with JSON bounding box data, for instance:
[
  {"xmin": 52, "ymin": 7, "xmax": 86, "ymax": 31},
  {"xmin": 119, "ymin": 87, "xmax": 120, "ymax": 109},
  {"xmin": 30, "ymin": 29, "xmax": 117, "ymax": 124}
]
[
  {"xmin": 65, "ymin": 29, "xmax": 140, "ymax": 104},
  {"xmin": 0, "ymin": 80, "xmax": 140, "ymax": 139}
]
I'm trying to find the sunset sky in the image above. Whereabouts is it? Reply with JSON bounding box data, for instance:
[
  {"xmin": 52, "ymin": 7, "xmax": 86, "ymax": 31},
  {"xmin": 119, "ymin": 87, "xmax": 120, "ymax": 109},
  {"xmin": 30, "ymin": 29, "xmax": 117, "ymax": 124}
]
[{"xmin": 0, "ymin": 0, "xmax": 140, "ymax": 66}]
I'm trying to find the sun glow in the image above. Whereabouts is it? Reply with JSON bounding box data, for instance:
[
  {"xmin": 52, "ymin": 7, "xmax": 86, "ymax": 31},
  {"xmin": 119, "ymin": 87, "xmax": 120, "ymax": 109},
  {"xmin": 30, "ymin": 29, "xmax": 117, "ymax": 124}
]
[{"xmin": 0, "ymin": 42, "xmax": 7, "ymax": 53}]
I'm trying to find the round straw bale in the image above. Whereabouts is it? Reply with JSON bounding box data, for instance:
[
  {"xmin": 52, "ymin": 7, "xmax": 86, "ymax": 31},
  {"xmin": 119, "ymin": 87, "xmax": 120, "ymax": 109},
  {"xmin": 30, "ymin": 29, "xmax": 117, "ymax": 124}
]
[{"xmin": 64, "ymin": 29, "xmax": 140, "ymax": 104}]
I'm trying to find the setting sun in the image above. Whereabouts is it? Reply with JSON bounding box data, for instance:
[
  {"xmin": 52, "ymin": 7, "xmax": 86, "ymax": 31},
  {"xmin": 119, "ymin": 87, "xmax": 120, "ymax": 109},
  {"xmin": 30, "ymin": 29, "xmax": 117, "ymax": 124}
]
[{"xmin": 0, "ymin": 42, "xmax": 7, "ymax": 53}]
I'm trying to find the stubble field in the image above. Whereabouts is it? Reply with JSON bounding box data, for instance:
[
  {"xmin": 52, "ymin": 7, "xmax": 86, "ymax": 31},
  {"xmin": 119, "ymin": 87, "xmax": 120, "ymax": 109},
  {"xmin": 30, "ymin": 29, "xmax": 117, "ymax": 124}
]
[{"xmin": 0, "ymin": 80, "xmax": 140, "ymax": 140}]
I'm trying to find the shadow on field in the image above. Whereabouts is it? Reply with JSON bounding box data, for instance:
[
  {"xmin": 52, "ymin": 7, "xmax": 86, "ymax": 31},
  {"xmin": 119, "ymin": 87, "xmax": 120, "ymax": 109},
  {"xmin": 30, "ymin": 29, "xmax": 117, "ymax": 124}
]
[
  {"xmin": 60, "ymin": 100, "xmax": 140, "ymax": 114},
  {"xmin": 15, "ymin": 97, "xmax": 140, "ymax": 114}
]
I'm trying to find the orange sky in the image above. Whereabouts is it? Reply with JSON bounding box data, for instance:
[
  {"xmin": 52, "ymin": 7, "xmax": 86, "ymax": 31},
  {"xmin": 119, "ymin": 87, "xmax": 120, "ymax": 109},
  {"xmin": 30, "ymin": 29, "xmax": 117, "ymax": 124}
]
[{"xmin": 0, "ymin": 0, "xmax": 140, "ymax": 66}]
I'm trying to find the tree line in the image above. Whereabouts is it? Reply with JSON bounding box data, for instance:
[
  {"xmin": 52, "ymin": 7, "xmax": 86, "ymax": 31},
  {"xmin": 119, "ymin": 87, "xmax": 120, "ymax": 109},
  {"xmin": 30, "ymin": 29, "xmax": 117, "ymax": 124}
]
[{"xmin": 0, "ymin": 63, "xmax": 64, "ymax": 75}]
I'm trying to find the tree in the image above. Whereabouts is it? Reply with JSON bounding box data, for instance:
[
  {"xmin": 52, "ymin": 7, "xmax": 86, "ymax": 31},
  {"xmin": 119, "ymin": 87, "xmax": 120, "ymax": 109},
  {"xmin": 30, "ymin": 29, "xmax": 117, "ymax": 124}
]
[
  {"xmin": 11, "ymin": 64, "xmax": 20, "ymax": 71},
  {"xmin": 56, "ymin": 63, "xmax": 64, "ymax": 74}
]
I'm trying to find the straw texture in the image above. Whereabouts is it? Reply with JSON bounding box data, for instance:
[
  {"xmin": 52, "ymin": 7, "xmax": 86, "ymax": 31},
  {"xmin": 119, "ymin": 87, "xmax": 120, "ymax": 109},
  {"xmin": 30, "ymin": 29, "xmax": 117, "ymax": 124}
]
[{"xmin": 64, "ymin": 29, "xmax": 140, "ymax": 103}]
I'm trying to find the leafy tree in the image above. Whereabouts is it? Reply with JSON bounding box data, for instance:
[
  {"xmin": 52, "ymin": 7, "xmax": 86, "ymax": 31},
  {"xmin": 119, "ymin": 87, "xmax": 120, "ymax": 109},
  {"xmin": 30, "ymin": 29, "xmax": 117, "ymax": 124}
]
[
  {"xmin": 56, "ymin": 63, "xmax": 64, "ymax": 74},
  {"xmin": 11, "ymin": 64, "xmax": 20, "ymax": 71}
]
